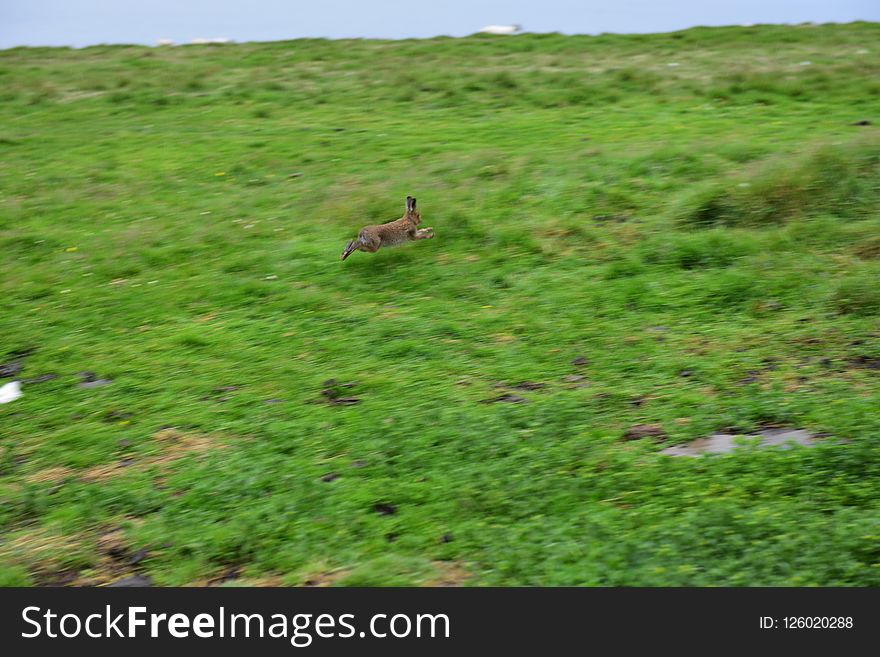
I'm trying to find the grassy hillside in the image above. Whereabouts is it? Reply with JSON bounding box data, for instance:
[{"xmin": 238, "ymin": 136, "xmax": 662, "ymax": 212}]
[{"xmin": 1, "ymin": 23, "xmax": 879, "ymax": 586}]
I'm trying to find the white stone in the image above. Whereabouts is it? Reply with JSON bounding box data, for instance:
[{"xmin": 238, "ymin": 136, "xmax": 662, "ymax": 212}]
[{"xmin": 0, "ymin": 381, "xmax": 22, "ymax": 404}]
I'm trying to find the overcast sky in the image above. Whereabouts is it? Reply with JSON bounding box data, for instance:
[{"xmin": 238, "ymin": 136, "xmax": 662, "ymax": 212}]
[{"xmin": 1, "ymin": 0, "xmax": 877, "ymax": 49}]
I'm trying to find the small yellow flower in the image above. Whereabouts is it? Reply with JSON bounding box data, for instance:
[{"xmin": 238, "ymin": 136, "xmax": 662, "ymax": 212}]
[
  {"xmin": 215, "ymin": 171, "xmax": 226, "ymax": 176},
  {"xmin": 66, "ymin": 246, "xmax": 78, "ymax": 252}
]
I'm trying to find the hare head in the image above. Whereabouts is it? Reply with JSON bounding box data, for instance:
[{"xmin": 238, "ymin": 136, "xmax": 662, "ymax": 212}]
[{"xmin": 405, "ymin": 196, "xmax": 421, "ymax": 225}]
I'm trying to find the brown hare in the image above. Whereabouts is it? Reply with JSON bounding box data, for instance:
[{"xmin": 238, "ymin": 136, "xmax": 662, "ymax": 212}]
[{"xmin": 341, "ymin": 196, "xmax": 434, "ymax": 260}]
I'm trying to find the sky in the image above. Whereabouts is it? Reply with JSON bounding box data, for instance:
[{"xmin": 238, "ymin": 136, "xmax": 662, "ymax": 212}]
[{"xmin": 1, "ymin": 0, "xmax": 877, "ymax": 49}]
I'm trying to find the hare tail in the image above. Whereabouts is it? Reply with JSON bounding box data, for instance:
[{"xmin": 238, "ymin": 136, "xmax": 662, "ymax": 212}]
[{"xmin": 341, "ymin": 239, "xmax": 359, "ymax": 261}]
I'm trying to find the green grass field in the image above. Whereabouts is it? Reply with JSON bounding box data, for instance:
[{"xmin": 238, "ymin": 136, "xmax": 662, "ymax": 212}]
[{"xmin": 1, "ymin": 22, "xmax": 879, "ymax": 586}]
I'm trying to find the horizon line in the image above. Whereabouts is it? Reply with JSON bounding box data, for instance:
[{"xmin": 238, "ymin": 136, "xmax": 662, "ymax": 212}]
[{"xmin": 1, "ymin": 19, "xmax": 875, "ymax": 52}]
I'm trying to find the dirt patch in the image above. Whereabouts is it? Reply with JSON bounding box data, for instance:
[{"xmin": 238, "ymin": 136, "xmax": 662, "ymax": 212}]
[
  {"xmin": 483, "ymin": 380, "xmax": 549, "ymax": 403},
  {"xmin": 0, "ymin": 348, "xmax": 35, "ymax": 378},
  {"xmin": 103, "ymin": 409, "xmax": 134, "ymax": 423},
  {"xmin": 848, "ymin": 355, "xmax": 880, "ymax": 370},
  {"xmin": 622, "ymin": 424, "xmax": 667, "ymax": 441},
  {"xmin": 25, "ymin": 466, "xmax": 75, "ymax": 484},
  {"xmin": 78, "ymin": 371, "xmax": 113, "ymax": 388},
  {"xmin": 32, "ymin": 570, "xmax": 81, "ymax": 586},
  {"xmin": 424, "ymin": 561, "xmax": 472, "ymax": 587},
  {"xmin": 481, "ymin": 393, "xmax": 528, "ymax": 404},
  {"xmin": 65, "ymin": 529, "xmax": 149, "ymax": 587},
  {"xmin": 739, "ymin": 372, "xmax": 762, "ymax": 384},
  {"xmin": 183, "ymin": 570, "xmax": 287, "ymax": 587},
  {"xmin": 243, "ymin": 575, "xmax": 287, "ymax": 587},
  {"xmin": 4, "ymin": 527, "xmax": 80, "ymax": 561},
  {"xmin": 660, "ymin": 427, "xmax": 822, "ymax": 457},
  {"xmin": 319, "ymin": 379, "xmax": 361, "ymax": 406},
  {"xmin": 193, "ymin": 561, "xmax": 470, "ymax": 588},
  {"xmin": 26, "ymin": 429, "xmax": 226, "ymax": 485},
  {"xmin": 203, "ymin": 385, "xmax": 240, "ymax": 402},
  {"xmin": 593, "ymin": 213, "xmax": 632, "ymax": 224},
  {"xmin": 22, "ymin": 373, "xmax": 59, "ymax": 385},
  {"xmin": 82, "ymin": 428, "xmax": 221, "ymax": 481},
  {"xmin": 1, "ymin": 526, "xmax": 147, "ymax": 587},
  {"xmin": 80, "ymin": 460, "xmax": 134, "ymax": 483},
  {"xmin": 373, "ymin": 502, "xmax": 397, "ymax": 516},
  {"xmin": 301, "ymin": 569, "xmax": 350, "ymax": 587},
  {"xmin": 108, "ymin": 574, "xmax": 153, "ymax": 587},
  {"xmin": 853, "ymin": 236, "xmax": 880, "ymax": 260},
  {"xmin": 150, "ymin": 427, "xmax": 222, "ymax": 462},
  {"xmin": 504, "ymin": 381, "xmax": 546, "ymax": 391},
  {"xmin": 191, "ymin": 566, "xmax": 343, "ymax": 587},
  {"xmin": 206, "ymin": 564, "xmax": 243, "ymax": 586},
  {"xmin": 0, "ymin": 360, "xmax": 25, "ymax": 378}
]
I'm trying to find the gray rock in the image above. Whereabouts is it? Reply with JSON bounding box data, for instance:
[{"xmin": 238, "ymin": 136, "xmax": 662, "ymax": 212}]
[
  {"xmin": 108, "ymin": 574, "xmax": 153, "ymax": 587},
  {"xmin": 661, "ymin": 428, "xmax": 820, "ymax": 457}
]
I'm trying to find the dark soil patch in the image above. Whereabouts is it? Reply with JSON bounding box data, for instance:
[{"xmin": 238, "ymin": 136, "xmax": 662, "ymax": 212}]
[
  {"xmin": 373, "ymin": 502, "xmax": 397, "ymax": 516},
  {"xmin": 0, "ymin": 361, "xmax": 24, "ymax": 378},
  {"xmin": 33, "ymin": 569, "xmax": 80, "ymax": 587},
  {"xmin": 129, "ymin": 548, "xmax": 150, "ymax": 566},
  {"xmin": 481, "ymin": 393, "xmax": 528, "ymax": 404},
  {"xmin": 848, "ymin": 355, "xmax": 880, "ymax": 370},
  {"xmin": 622, "ymin": 424, "xmax": 667, "ymax": 441},
  {"xmin": 208, "ymin": 564, "xmax": 242, "ymax": 585},
  {"xmin": 506, "ymin": 381, "xmax": 546, "ymax": 391},
  {"xmin": 739, "ymin": 370, "xmax": 762, "ymax": 384},
  {"xmin": 22, "ymin": 373, "xmax": 58, "ymax": 384},
  {"xmin": 320, "ymin": 379, "xmax": 361, "ymax": 405},
  {"xmin": 108, "ymin": 574, "xmax": 153, "ymax": 587},
  {"xmin": 78, "ymin": 371, "xmax": 113, "ymax": 388},
  {"xmin": 104, "ymin": 409, "xmax": 133, "ymax": 422},
  {"xmin": 1, "ymin": 348, "xmax": 36, "ymax": 378},
  {"xmin": 593, "ymin": 213, "xmax": 632, "ymax": 223}
]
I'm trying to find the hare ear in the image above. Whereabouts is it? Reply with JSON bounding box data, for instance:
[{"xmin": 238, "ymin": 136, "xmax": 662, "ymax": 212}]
[{"xmin": 406, "ymin": 196, "xmax": 416, "ymax": 212}]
